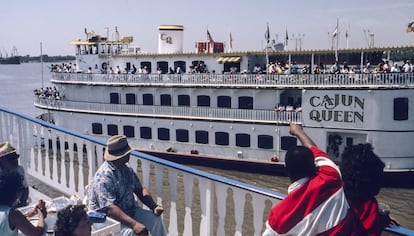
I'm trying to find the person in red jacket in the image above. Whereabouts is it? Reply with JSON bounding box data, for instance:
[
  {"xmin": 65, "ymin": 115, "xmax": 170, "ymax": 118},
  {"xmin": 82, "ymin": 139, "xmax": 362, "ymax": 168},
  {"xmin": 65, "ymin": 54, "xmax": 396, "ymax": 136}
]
[
  {"xmin": 340, "ymin": 143, "xmax": 399, "ymax": 235},
  {"xmin": 263, "ymin": 123, "xmax": 353, "ymax": 235}
]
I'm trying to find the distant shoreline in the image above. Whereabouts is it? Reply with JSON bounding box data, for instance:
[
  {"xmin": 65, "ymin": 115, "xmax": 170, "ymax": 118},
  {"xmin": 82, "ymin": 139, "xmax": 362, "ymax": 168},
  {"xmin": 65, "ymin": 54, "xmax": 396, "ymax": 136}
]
[{"xmin": 20, "ymin": 55, "xmax": 75, "ymax": 63}]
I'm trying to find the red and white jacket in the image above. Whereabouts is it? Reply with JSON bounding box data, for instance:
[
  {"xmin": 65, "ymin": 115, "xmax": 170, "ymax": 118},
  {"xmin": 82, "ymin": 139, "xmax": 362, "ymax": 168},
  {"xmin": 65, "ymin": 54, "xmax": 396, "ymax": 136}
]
[{"xmin": 263, "ymin": 146, "xmax": 353, "ymax": 236}]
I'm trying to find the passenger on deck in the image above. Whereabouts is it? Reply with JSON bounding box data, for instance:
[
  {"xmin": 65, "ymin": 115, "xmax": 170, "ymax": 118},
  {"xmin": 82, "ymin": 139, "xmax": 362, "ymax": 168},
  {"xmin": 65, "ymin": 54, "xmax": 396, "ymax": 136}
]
[
  {"xmin": 263, "ymin": 123, "xmax": 353, "ymax": 235},
  {"xmin": 54, "ymin": 204, "xmax": 92, "ymax": 236},
  {"xmin": 0, "ymin": 168, "xmax": 47, "ymax": 236},
  {"xmin": 330, "ymin": 61, "xmax": 341, "ymax": 74},
  {"xmin": 340, "ymin": 143, "xmax": 400, "ymax": 235},
  {"xmin": 402, "ymin": 59, "xmax": 412, "ymax": 73},
  {"xmin": 0, "ymin": 142, "xmax": 29, "ymax": 207},
  {"xmin": 87, "ymin": 135, "xmax": 167, "ymax": 236},
  {"xmin": 391, "ymin": 63, "xmax": 400, "ymax": 73}
]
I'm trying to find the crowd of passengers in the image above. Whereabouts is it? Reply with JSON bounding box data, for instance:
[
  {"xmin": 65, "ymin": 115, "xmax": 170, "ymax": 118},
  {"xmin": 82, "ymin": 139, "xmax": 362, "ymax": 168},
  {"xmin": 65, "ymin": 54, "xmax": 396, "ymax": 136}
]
[
  {"xmin": 33, "ymin": 86, "xmax": 61, "ymax": 102},
  {"xmin": 49, "ymin": 62, "xmax": 208, "ymax": 75},
  {"xmin": 49, "ymin": 59, "xmax": 413, "ymax": 76},
  {"xmin": 258, "ymin": 59, "xmax": 413, "ymax": 75}
]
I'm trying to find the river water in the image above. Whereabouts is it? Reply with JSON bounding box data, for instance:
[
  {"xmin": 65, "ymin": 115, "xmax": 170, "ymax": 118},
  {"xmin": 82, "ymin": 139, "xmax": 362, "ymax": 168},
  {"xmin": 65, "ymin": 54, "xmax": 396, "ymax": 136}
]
[{"xmin": 0, "ymin": 63, "xmax": 413, "ymax": 229}]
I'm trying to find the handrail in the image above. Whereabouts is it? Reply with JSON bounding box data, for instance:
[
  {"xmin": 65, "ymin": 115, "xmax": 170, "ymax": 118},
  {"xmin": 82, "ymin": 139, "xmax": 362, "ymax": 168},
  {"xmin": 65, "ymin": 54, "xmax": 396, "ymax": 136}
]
[
  {"xmin": 50, "ymin": 72, "xmax": 414, "ymax": 88},
  {"xmin": 33, "ymin": 98, "xmax": 302, "ymax": 124},
  {"xmin": 0, "ymin": 106, "xmax": 283, "ymax": 235},
  {"xmin": 1, "ymin": 106, "xmax": 411, "ymax": 236}
]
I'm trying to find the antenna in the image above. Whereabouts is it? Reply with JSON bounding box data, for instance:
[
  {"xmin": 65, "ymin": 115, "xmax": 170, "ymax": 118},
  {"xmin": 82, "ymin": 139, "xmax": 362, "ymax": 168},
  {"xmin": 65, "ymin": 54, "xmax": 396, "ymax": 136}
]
[{"xmin": 363, "ymin": 29, "xmax": 374, "ymax": 48}]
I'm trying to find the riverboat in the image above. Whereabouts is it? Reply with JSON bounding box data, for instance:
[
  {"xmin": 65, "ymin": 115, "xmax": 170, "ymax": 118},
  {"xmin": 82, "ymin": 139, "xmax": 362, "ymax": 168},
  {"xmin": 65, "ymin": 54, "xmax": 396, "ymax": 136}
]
[{"xmin": 34, "ymin": 25, "xmax": 414, "ymax": 179}]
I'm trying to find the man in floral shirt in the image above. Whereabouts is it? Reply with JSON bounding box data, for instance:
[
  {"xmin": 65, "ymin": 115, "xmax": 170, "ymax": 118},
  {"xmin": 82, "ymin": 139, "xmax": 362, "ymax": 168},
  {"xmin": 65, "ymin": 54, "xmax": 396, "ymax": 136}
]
[{"xmin": 87, "ymin": 135, "xmax": 167, "ymax": 236}]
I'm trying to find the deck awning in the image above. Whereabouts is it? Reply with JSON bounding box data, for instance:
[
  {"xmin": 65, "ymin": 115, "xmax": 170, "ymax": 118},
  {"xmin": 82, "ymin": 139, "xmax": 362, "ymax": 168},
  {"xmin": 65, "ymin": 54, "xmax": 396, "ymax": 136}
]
[
  {"xmin": 71, "ymin": 41, "xmax": 96, "ymax": 45},
  {"xmin": 216, "ymin": 56, "xmax": 241, "ymax": 63}
]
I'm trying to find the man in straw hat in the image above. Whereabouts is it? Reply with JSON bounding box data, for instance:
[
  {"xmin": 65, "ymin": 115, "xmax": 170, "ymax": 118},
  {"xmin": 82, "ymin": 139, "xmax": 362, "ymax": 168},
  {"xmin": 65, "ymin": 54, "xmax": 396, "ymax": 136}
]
[
  {"xmin": 0, "ymin": 141, "xmax": 29, "ymax": 207},
  {"xmin": 87, "ymin": 135, "xmax": 167, "ymax": 236}
]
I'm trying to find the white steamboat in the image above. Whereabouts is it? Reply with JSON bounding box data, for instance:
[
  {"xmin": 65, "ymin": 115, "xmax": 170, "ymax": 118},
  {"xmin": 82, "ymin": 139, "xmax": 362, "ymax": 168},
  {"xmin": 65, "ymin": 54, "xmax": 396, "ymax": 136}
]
[{"xmin": 34, "ymin": 25, "xmax": 414, "ymax": 177}]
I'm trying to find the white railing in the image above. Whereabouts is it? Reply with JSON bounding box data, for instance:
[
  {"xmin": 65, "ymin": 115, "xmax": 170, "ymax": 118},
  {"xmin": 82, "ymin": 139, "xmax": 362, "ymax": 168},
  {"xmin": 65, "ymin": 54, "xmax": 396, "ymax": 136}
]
[
  {"xmin": 0, "ymin": 107, "xmax": 283, "ymax": 236},
  {"xmin": 51, "ymin": 72, "xmax": 414, "ymax": 88},
  {"xmin": 1, "ymin": 107, "xmax": 411, "ymax": 236},
  {"xmin": 34, "ymin": 99, "xmax": 302, "ymax": 124}
]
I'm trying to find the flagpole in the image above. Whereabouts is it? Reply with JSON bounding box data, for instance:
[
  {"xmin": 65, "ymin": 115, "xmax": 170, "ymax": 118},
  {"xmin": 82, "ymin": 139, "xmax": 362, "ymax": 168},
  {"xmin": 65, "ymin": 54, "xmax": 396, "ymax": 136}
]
[
  {"xmin": 335, "ymin": 18, "xmax": 339, "ymax": 61},
  {"xmin": 265, "ymin": 23, "xmax": 270, "ymax": 74},
  {"xmin": 40, "ymin": 42, "xmax": 44, "ymax": 88},
  {"xmin": 346, "ymin": 24, "xmax": 350, "ymax": 49}
]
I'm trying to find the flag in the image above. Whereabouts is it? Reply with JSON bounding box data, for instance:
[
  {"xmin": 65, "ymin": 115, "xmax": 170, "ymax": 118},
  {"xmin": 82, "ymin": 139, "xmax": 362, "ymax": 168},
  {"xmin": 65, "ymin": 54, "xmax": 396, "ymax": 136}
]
[
  {"xmin": 285, "ymin": 28, "xmax": 289, "ymax": 46},
  {"xmin": 207, "ymin": 29, "xmax": 214, "ymax": 42},
  {"xmin": 229, "ymin": 32, "xmax": 233, "ymax": 49},
  {"xmin": 332, "ymin": 27, "xmax": 338, "ymax": 37},
  {"xmin": 265, "ymin": 23, "xmax": 270, "ymax": 44},
  {"xmin": 407, "ymin": 21, "xmax": 414, "ymax": 32},
  {"xmin": 345, "ymin": 30, "xmax": 349, "ymax": 38}
]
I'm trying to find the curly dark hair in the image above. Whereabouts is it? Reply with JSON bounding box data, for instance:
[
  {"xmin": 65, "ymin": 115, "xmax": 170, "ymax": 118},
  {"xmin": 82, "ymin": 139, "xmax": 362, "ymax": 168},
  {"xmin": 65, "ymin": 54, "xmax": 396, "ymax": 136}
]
[
  {"xmin": 0, "ymin": 168, "xmax": 24, "ymax": 206},
  {"xmin": 54, "ymin": 204, "xmax": 88, "ymax": 236},
  {"xmin": 340, "ymin": 143, "xmax": 385, "ymax": 202}
]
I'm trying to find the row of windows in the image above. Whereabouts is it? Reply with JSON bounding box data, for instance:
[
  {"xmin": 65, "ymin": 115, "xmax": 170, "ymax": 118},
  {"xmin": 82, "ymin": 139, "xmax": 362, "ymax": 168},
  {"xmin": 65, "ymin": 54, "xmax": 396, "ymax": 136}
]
[
  {"xmin": 111, "ymin": 94, "xmax": 410, "ymax": 120},
  {"xmin": 92, "ymin": 123, "xmax": 297, "ymax": 150},
  {"xmin": 112, "ymin": 93, "xmax": 254, "ymax": 109}
]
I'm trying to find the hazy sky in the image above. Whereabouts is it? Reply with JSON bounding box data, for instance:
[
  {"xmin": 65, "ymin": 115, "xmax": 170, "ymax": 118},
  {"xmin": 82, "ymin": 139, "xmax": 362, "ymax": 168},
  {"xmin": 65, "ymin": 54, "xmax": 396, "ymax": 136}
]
[{"xmin": 1, "ymin": 0, "xmax": 413, "ymax": 56}]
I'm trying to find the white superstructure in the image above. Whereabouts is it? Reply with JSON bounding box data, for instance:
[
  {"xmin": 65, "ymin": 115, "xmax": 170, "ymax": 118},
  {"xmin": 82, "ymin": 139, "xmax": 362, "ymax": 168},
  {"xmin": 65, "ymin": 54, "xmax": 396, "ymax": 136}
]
[{"xmin": 34, "ymin": 26, "xmax": 414, "ymax": 173}]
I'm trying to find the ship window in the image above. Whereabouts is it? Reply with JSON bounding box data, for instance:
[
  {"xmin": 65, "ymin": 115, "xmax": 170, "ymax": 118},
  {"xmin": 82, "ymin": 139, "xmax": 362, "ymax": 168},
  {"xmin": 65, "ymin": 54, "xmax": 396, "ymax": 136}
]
[
  {"xmin": 346, "ymin": 137, "xmax": 353, "ymax": 147},
  {"xmin": 192, "ymin": 60, "xmax": 206, "ymax": 73},
  {"xmin": 158, "ymin": 128, "xmax": 170, "ymax": 141},
  {"xmin": 215, "ymin": 132, "xmax": 229, "ymax": 146},
  {"xmin": 174, "ymin": 61, "xmax": 186, "ymax": 73},
  {"xmin": 107, "ymin": 124, "xmax": 118, "ymax": 136},
  {"xmin": 141, "ymin": 62, "xmax": 151, "ymax": 73},
  {"xmin": 178, "ymin": 95, "xmax": 190, "ymax": 106},
  {"xmin": 143, "ymin": 94, "xmax": 154, "ymax": 105},
  {"xmin": 160, "ymin": 94, "xmax": 171, "ymax": 106},
  {"xmin": 258, "ymin": 135, "xmax": 274, "ymax": 149},
  {"xmin": 176, "ymin": 129, "xmax": 189, "ymax": 142},
  {"xmin": 236, "ymin": 133, "xmax": 250, "ymax": 147},
  {"xmin": 140, "ymin": 127, "xmax": 152, "ymax": 139},
  {"xmin": 126, "ymin": 93, "xmax": 136, "ymax": 105},
  {"xmin": 239, "ymin": 96, "xmax": 253, "ymax": 109},
  {"xmin": 287, "ymin": 97, "xmax": 294, "ymax": 106},
  {"xmin": 123, "ymin": 125, "xmax": 135, "ymax": 138},
  {"xmin": 394, "ymin": 97, "xmax": 408, "ymax": 121},
  {"xmin": 157, "ymin": 61, "xmax": 168, "ymax": 74},
  {"xmin": 197, "ymin": 95, "xmax": 210, "ymax": 107},
  {"xmin": 195, "ymin": 130, "xmax": 209, "ymax": 144},
  {"xmin": 217, "ymin": 96, "xmax": 231, "ymax": 108},
  {"xmin": 281, "ymin": 136, "xmax": 297, "ymax": 150},
  {"xmin": 110, "ymin": 93, "xmax": 120, "ymax": 104},
  {"xmin": 92, "ymin": 123, "xmax": 103, "ymax": 135}
]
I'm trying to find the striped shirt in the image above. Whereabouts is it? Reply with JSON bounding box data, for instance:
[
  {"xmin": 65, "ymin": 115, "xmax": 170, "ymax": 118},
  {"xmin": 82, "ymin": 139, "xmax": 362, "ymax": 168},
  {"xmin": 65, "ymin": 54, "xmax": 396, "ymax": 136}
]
[{"xmin": 263, "ymin": 146, "xmax": 353, "ymax": 236}]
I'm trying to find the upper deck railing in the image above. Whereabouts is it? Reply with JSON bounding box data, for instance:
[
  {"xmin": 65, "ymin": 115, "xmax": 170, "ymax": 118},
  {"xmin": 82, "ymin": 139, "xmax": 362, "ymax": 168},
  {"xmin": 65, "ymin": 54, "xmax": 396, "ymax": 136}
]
[
  {"xmin": 51, "ymin": 72, "xmax": 414, "ymax": 88},
  {"xmin": 0, "ymin": 107, "xmax": 412, "ymax": 235},
  {"xmin": 34, "ymin": 98, "xmax": 302, "ymax": 124},
  {"xmin": 0, "ymin": 106, "xmax": 284, "ymax": 235}
]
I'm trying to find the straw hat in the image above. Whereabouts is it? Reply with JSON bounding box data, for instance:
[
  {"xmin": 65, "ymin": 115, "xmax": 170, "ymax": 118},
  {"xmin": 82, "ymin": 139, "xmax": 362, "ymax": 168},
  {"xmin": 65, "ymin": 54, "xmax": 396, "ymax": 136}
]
[
  {"xmin": 104, "ymin": 135, "xmax": 137, "ymax": 161},
  {"xmin": 0, "ymin": 142, "xmax": 19, "ymax": 159}
]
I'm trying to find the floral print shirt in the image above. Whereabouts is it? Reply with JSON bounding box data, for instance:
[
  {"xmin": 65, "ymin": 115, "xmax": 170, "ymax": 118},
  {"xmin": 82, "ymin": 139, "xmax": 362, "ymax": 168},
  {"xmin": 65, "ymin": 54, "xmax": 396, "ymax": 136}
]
[{"xmin": 87, "ymin": 161, "xmax": 142, "ymax": 216}]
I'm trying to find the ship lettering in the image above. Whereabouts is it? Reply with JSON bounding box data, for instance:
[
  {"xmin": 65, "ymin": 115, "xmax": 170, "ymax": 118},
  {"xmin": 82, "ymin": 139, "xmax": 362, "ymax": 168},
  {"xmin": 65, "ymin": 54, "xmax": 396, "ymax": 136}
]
[
  {"xmin": 160, "ymin": 33, "xmax": 173, "ymax": 44},
  {"xmin": 309, "ymin": 110, "xmax": 364, "ymax": 123},
  {"xmin": 310, "ymin": 94, "xmax": 364, "ymax": 109},
  {"xmin": 309, "ymin": 94, "xmax": 364, "ymax": 123}
]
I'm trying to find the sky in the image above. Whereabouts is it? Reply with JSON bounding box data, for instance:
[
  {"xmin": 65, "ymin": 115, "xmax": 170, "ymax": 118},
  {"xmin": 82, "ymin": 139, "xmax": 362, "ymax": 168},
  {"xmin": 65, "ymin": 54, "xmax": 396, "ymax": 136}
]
[{"xmin": 1, "ymin": 0, "xmax": 414, "ymax": 56}]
